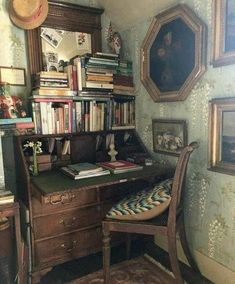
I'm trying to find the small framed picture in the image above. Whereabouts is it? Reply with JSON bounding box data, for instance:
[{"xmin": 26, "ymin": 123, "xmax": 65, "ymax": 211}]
[
  {"xmin": 40, "ymin": 28, "xmax": 63, "ymax": 49},
  {"xmin": 211, "ymin": 0, "xmax": 235, "ymax": 67},
  {"xmin": 0, "ymin": 66, "xmax": 26, "ymax": 86},
  {"xmin": 152, "ymin": 119, "xmax": 187, "ymax": 156}
]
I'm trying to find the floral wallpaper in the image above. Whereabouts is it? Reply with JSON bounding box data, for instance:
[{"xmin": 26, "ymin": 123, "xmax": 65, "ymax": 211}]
[
  {"xmin": 0, "ymin": 0, "xmax": 234, "ymax": 277},
  {"xmin": 119, "ymin": 0, "xmax": 235, "ymax": 273}
]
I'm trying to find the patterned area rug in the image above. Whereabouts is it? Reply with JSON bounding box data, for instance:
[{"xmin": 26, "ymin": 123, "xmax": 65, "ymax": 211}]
[{"xmin": 67, "ymin": 254, "xmax": 174, "ymax": 284}]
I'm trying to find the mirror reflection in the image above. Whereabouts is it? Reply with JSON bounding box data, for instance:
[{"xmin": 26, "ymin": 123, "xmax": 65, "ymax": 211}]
[{"xmin": 41, "ymin": 28, "xmax": 91, "ymax": 71}]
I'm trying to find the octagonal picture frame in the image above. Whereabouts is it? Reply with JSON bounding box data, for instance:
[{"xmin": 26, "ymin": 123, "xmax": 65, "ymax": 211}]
[{"xmin": 141, "ymin": 4, "xmax": 207, "ymax": 102}]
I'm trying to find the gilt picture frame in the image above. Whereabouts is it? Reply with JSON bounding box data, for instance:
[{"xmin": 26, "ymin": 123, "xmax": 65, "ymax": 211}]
[
  {"xmin": 141, "ymin": 4, "xmax": 206, "ymax": 102},
  {"xmin": 211, "ymin": 0, "xmax": 235, "ymax": 67},
  {"xmin": 152, "ymin": 119, "xmax": 187, "ymax": 156},
  {"xmin": 208, "ymin": 97, "xmax": 235, "ymax": 175}
]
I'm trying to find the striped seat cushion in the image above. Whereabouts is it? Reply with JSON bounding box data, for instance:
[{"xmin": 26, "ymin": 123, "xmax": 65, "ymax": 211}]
[{"xmin": 106, "ymin": 178, "xmax": 173, "ymax": 221}]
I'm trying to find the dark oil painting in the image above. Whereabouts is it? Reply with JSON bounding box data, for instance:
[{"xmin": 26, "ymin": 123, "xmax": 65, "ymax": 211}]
[{"xmin": 150, "ymin": 18, "xmax": 195, "ymax": 92}]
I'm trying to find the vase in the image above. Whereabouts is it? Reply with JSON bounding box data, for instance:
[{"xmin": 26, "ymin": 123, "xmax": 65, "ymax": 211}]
[{"xmin": 32, "ymin": 149, "xmax": 39, "ymax": 176}]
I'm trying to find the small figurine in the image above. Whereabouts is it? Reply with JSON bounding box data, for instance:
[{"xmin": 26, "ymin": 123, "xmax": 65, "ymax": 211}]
[
  {"xmin": 108, "ymin": 143, "xmax": 118, "ymax": 162},
  {"xmin": 106, "ymin": 22, "xmax": 122, "ymax": 56}
]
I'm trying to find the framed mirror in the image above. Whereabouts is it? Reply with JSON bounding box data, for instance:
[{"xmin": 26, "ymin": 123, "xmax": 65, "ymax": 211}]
[
  {"xmin": 26, "ymin": 1, "xmax": 103, "ymax": 77},
  {"xmin": 141, "ymin": 4, "xmax": 206, "ymax": 102},
  {"xmin": 208, "ymin": 97, "xmax": 235, "ymax": 175}
]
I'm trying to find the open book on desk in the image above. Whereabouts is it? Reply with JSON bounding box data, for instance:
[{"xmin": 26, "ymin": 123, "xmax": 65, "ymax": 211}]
[
  {"xmin": 98, "ymin": 160, "xmax": 143, "ymax": 174},
  {"xmin": 61, "ymin": 162, "xmax": 110, "ymax": 180}
]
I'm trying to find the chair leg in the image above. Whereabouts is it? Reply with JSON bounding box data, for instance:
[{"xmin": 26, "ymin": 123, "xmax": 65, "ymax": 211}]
[
  {"xmin": 102, "ymin": 222, "xmax": 111, "ymax": 284},
  {"xmin": 168, "ymin": 230, "xmax": 184, "ymax": 284},
  {"xmin": 179, "ymin": 216, "xmax": 201, "ymax": 274},
  {"xmin": 126, "ymin": 233, "xmax": 131, "ymax": 260}
]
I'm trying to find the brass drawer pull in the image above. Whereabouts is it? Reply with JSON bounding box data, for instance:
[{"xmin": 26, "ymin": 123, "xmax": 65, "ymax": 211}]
[
  {"xmin": 59, "ymin": 217, "xmax": 77, "ymax": 228},
  {"xmin": 49, "ymin": 193, "xmax": 76, "ymax": 205},
  {"xmin": 61, "ymin": 240, "xmax": 77, "ymax": 252}
]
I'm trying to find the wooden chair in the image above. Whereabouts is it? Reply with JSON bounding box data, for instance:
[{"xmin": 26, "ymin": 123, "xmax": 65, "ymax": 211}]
[{"xmin": 102, "ymin": 142, "xmax": 201, "ymax": 284}]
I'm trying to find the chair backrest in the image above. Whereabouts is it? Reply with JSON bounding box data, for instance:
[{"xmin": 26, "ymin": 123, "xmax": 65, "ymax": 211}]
[{"xmin": 167, "ymin": 141, "xmax": 199, "ymax": 227}]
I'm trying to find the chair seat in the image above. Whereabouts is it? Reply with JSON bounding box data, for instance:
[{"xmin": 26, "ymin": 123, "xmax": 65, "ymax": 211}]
[
  {"xmin": 106, "ymin": 209, "xmax": 169, "ymax": 226},
  {"xmin": 106, "ymin": 178, "xmax": 173, "ymax": 221}
]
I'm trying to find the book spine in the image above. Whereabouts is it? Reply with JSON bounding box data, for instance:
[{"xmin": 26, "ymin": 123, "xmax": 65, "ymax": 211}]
[
  {"xmin": 72, "ymin": 102, "xmax": 76, "ymax": 133},
  {"xmin": 46, "ymin": 102, "xmax": 53, "ymax": 134},
  {"xmin": 89, "ymin": 101, "xmax": 94, "ymax": 132},
  {"xmin": 63, "ymin": 104, "xmax": 69, "ymax": 133},
  {"xmin": 85, "ymin": 81, "xmax": 114, "ymax": 89},
  {"xmin": 31, "ymin": 102, "xmax": 37, "ymax": 133},
  {"xmin": 75, "ymin": 101, "xmax": 82, "ymax": 132},
  {"xmin": 40, "ymin": 102, "xmax": 48, "ymax": 134}
]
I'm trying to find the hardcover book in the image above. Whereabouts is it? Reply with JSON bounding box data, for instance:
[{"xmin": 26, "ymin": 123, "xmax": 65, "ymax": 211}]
[
  {"xmin": 67, "ymin": 162, "xmax": 103, "ymax": 175},
  {"xmin": 61, "ymin": 163, "xmax": 110, "ymax": 180},
  {"xmin": 98, "ymin": 160, "xmax": 143, "ymax": 174},
  {"xmin": 0, "ymin": 117, "xmax": 32, "ymax": 125}
]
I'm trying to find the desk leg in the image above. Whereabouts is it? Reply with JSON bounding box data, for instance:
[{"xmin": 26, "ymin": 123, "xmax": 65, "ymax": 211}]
[{"xmin": 14, "ymin": 209, "xmax": 22, "ymax": 284}]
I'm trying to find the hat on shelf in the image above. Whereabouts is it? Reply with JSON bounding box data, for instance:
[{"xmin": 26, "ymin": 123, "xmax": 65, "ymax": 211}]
[{"xmin": 9, "ymin": 0, "xmax": 49, "ymax": 30}]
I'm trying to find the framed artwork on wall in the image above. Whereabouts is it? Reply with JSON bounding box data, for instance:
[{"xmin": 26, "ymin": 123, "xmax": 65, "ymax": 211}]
[
  {"xmin": 0, "ymin": 66, "xmax": 26, "ymax": 86},
  {"xmin": 141, "ymin": 4, "xmax": 207, "ymax": 102},
  {"xmin": 208, "ymin": 97, "xmax": 235, "ymax": 175},
  {"xmin": 152, "ymin": 119, "xmax": 187, "ymax": 156},
  {"xmin": 211, "ymin": 0, "xmax": 235, "ymax": 67}
]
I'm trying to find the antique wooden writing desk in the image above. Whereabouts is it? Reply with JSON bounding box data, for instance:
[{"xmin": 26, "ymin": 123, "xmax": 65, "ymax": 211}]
[
  {"xmin": 27, "ymin": 165, "xmax": 173, "ymax": 283},
  {"xmin": 14, "ymin": 131, "xmax": 174, "ymax": 283}
]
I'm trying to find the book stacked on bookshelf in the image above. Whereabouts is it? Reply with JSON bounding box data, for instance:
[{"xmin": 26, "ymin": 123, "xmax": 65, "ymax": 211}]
[
  {"xmin": 0, "ymin": 117, "xmax": 32, "ymax": 125},
  {"xmin": 113, "ymin": 60, "xmax": 135, "ymax": 94},
  {"xmin": 32, "ymin": 71, "xmax": 75, "ymax": 97},
  {"xmin": 98, "ymin": 160, "xmax": 143, "ymax": 174},
  {"xmin": 72, "ymin": 52, "xmax": 119, "ymax": 92},
  {"xmin": 72, "ymin": 98, "xmax": 111, "ymax": 132},
  {"xmin": 0, "ymin": 190, "xmax": 14, "ymax": 205},
  {"xmin": 31, "ymin": 98, "xmax": 73, "ymax": 134},
  {"xmin": 64, "ymin": 64, "xmax": 78, "ymax": 95},
  {"xmin": 111, "ymin": 95, "xmax": 135, "ymax": 130},
  {"xmin": 61, "ymin": 162, "xmax": 110, "ymax": 180}
]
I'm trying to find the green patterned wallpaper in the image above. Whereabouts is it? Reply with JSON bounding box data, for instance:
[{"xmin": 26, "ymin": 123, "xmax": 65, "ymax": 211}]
[{"xmin": 119, "ymin": 0, "xmax": 235, "ymax": 272}]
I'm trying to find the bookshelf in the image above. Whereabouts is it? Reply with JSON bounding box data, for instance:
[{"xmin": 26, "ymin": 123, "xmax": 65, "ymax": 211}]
[
  {"xmin": 30, "ymin": 52, "xmax": 136, "ymax": 135},
  {"xmin": 17, "ymin": 3, "xmax": 142, "ymax": 282}
]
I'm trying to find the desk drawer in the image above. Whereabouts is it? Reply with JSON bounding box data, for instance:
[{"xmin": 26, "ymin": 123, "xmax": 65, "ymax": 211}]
[
  {"xmin": 32, "ymin": 186, "xmax": 98, "ymax": 215},
  {"xmin": 33, "ymin": 205, "xmax": 102, "ymax": 239},
  {"xmin": 34, "ymin": 226, "xmax": 102, "ymax": 267}
]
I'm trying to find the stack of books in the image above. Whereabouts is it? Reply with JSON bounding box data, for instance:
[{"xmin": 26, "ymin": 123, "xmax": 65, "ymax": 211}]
[
  {"xmin": 98, "ymin": 160, "xmax": 143, "ymax": 174},
  {"xmin": 61, "ymin": 162, "xmax": 110, "ymax": 180},
  {"xmin": 32, "ymin": 71, "xmax": 74, "ymax": 97},
  {"xmin": 113, "ymin": 60, "xmax": 134, "ymax": 94},
  {"xmin": 0, "ymin": 190, "xmax": 14, "ymax": 205},
  {"xmin": 71, "ymin": 52, "xmax": 119, "ymax": 92},
  {"xmin": 0, "ymin": 117, "xmax": 35, "ymax": 135}
]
